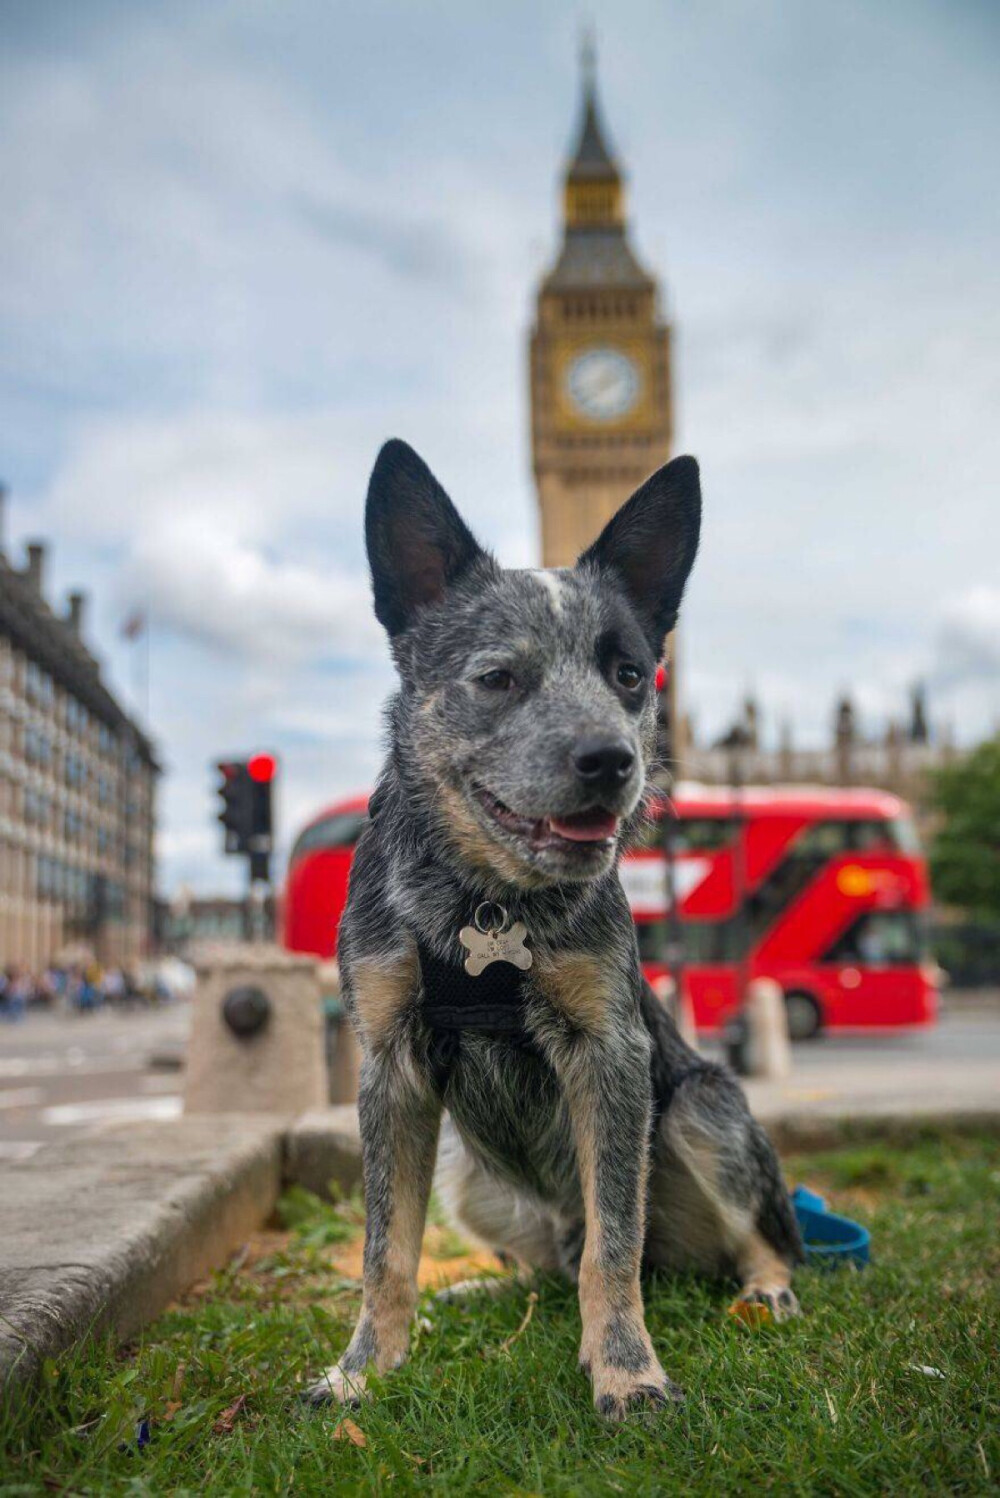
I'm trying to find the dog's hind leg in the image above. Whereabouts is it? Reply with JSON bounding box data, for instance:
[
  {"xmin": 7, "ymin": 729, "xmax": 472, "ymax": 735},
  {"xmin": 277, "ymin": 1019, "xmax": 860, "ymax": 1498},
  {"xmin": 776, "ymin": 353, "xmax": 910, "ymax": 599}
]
[
  {"xmin": 433, "ymin": 1113, "xmax": 564, "ymax": 1278},
  {"xmin": 649, "ymin": 1065, "xmax": 804, "ymax": 1321}
]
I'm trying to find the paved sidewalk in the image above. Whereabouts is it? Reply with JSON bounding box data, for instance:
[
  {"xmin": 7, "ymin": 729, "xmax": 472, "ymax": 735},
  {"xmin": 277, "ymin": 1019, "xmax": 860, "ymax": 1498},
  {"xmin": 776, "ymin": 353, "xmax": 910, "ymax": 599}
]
[
  {"xmin": 0, "ymin": 1115, "xmax": 284, "ymax": 1391},
  {"xmin": 741, "ymin": 1012, "xmax": 1000, "ymax": 1127}
]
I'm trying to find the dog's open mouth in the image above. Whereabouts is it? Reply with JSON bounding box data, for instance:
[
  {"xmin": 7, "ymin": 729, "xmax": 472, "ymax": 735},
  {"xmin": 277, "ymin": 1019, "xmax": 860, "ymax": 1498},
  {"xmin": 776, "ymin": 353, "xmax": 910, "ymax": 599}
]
[{"xmin": 474, "ymin": 786, "xmax": 619, "ymax": 852}]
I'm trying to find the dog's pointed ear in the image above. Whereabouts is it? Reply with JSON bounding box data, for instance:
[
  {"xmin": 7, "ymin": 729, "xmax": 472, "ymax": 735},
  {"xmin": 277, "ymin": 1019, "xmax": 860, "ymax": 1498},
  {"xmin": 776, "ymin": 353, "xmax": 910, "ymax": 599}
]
[
  {"xmin": 365, "ymin": 439, "xmax": 487, "ymax": 636},
  {"xmin": 578, "ymin": 455, "xmax": 701, "ymax": 656}
]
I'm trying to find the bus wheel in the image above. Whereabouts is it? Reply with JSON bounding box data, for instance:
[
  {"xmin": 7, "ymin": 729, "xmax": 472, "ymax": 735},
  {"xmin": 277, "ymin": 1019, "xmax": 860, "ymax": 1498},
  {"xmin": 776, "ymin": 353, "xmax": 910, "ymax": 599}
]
[{"xmin": 783, "ymin": 990, "xmax": 822, "ymax": 1041}]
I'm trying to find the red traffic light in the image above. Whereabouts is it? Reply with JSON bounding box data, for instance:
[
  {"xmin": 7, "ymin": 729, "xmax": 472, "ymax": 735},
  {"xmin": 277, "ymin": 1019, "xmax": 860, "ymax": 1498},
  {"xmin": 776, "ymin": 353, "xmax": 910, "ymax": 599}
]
[{"xmin": 247, "ymin": 753, "xmax": 277, "ymax": 784}]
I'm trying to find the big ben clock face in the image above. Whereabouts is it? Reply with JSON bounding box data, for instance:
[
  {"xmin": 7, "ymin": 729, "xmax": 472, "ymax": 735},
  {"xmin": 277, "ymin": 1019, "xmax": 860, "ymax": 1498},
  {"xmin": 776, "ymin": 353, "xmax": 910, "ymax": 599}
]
[{"xmin": 565, "ymin": 347, "xmax": 640, "ymax": 422}]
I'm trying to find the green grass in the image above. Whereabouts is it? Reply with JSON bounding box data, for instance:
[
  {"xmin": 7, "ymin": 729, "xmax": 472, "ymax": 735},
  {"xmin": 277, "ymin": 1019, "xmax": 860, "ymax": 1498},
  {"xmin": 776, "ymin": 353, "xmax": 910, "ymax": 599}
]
[{"xmin": 2, "ymin": 1131, "xmax": 998, "ymax": 1496}]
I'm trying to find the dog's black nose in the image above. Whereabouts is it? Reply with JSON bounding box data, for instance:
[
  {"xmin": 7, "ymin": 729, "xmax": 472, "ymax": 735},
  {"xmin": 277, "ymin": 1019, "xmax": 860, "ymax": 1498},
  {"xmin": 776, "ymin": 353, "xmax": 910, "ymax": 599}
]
[{"xmin": 571, "ymin": 737, "xmax": 635, "ymax": 789}]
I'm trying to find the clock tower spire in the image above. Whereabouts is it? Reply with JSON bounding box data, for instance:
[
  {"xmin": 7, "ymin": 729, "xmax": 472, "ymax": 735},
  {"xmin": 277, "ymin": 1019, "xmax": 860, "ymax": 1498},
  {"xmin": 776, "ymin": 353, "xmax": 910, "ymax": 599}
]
[
  {"xmin": 564, "ymin": 35, "xmax": 624, "ymax": 230},
  {"xmin": 529, "ymin": 47, "xmax": 673, "ymax": 569}
]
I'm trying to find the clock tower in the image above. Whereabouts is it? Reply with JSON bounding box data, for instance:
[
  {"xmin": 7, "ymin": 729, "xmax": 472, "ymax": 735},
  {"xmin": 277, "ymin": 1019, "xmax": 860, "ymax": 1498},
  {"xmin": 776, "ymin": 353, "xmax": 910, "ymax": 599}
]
[
  {"xmin": 529, "ymin": 49, "xmax": 679, "ymax": 746},
  {"xmin": 530, "ymin": 52, "xmax": 673, "ymax": 570}
]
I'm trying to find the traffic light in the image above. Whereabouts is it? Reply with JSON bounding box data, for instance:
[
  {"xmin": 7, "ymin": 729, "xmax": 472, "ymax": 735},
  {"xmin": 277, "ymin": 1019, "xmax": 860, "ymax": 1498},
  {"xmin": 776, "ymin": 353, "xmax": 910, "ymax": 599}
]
[
  {"xmin": 215, "ymin": 754, "xmax": 277, "ymax": 882},
  {"xmin": 217, "ymin": 761, "xmax": 253, "ymax": 854}
]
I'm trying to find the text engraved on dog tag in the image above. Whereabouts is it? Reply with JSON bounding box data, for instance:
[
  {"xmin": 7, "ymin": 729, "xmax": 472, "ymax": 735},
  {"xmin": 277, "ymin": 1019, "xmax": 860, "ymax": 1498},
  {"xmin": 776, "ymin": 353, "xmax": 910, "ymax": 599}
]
[{"xmin": 459, "ymin": 921, "xmax": 533, "ymax": 977}]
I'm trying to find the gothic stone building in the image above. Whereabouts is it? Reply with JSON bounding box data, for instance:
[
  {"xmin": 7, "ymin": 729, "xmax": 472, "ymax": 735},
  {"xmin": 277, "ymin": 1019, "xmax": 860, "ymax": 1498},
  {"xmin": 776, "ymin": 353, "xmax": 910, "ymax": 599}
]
[
  {"xmin": 530, "ymin": 56, "xmax": 679, "ymax": 731},
  {"xmin": 683, "ymin": 686, "xmax": 959, "ymax": 827},
  {"xmin": 0, "ymin": 494, "xmax": 158, "ymax": 971}
]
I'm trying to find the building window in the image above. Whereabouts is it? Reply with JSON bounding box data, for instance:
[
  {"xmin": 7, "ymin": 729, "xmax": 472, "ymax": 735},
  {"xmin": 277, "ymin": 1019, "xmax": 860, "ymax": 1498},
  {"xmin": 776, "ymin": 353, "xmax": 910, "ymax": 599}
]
[
  {"xmin": 24, "ymin": 789, "xmax": 52, "ymax": 827},
  {"xmin": 65, "ymin": 754, "xmax": 88, "ymax": 789},
  {"xmin": 65, "ymin": 698, "xmax": 90, "ymax": 735},
  {"xmin": 64, "ymin": 809, "xmax": 84, "ymax": 843},
  {"xmin": 25, "ymin": 726, "xmax": 53, "ymax": 767},
  {"xmin": 25, "ymin": 662, "xmax": 54, "ymax": 706}
]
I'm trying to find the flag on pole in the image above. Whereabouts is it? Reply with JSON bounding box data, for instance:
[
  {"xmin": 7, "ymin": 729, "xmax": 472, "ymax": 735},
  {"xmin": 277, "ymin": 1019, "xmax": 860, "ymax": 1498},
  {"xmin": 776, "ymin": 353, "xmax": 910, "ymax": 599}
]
[{"xmin": 120, "ymin": 610, "xmax": 146, "ymax": 641}]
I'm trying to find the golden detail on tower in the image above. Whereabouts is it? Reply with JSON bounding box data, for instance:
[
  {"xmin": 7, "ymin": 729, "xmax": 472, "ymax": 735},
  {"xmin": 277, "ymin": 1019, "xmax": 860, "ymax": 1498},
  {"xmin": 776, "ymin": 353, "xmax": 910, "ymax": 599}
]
[
  {"xmin": 529, "ymin": 48, "xmax": 673, "ymax": 571},
  {"xmin": 529, "ymin": 42, "xmax": 679, "ymax": 740}
]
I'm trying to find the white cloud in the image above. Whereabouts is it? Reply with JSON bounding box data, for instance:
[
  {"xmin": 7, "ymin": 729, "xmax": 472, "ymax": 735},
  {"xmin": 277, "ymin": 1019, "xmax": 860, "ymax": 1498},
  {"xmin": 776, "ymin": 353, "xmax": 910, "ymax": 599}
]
[
  {"xmin": 935, "ymin": 587, "xmax": 1000, "ymax": 686},
  {"xmin": 125, "ymin": 519, "xmax": 377, "ymax": 664}
]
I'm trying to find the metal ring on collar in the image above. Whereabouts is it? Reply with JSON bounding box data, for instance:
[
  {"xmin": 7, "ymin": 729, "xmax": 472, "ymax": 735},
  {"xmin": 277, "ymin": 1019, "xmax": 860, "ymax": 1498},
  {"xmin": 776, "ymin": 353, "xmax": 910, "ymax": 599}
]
[{"xmin": 474, "ymin": 901, "xmax": 509, "ymax": 936}]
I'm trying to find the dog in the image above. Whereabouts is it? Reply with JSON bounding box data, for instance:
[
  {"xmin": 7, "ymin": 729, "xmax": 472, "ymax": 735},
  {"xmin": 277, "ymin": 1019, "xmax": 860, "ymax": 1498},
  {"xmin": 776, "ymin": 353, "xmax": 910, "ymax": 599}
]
[{"xmin": 306, "ymin": 439, "xmax": 803, "ymax": 1419}]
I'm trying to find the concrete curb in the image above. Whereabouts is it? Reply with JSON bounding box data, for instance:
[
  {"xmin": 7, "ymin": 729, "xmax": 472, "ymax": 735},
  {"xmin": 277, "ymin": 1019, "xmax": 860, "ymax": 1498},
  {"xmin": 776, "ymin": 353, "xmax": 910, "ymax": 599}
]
[
  {"xmin": 284, "ymin": 1106, "xmax": 363, "ymax": 1199},
  {"xmin": 280, "ymin": 1104, "xmax": 1000, "ymax": 1186},
  {"xmin": 762, "ymin": 1109, "xmax": 1000, "ymax": 1154},
  {"xmin": 0, "ymin": 1115, "xmax": 285, "ymax": 1394},
  {"xmin": 4, "ymin": 1102, "xmax": 998, "ymax": 1397}
]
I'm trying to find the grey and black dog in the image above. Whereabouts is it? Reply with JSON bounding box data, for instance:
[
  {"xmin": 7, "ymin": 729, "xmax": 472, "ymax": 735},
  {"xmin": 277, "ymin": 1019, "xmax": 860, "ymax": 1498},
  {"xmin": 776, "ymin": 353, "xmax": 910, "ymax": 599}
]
[{"xmin": 307, "ymin": 439, "xmax": 803, "ymax": 1418}]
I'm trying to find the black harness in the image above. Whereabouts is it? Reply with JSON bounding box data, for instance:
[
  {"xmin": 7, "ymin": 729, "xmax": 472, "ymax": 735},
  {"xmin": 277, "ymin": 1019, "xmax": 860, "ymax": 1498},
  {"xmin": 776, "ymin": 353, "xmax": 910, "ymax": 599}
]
[{"xmin": 416, "ymin": 937, "xmax": 537, "ymax": 1094}]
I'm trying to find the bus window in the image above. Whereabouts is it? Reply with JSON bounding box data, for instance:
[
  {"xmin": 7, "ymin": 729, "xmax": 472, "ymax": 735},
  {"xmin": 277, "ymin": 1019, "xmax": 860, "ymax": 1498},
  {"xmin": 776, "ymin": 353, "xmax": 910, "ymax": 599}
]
[
  {"xmin": 678, "ymin": 818, "xmax": 737, "ymax": 852},
  {"xmin": 631, "ymin": 816, "xmax": 736, "ymax": 853},
  {"xmin": 289, "ymin": 810, "xmax": 368, "ymax": 863},
  {"xmin": 823, "ymin": 911, "xmax": 924, "ymax": 967},
  {"xmin": 682, "ymin": 919, "xmax": 740, "ymax": 964},
  {"xmin": 889, "ymin": 817, "xmax": 922, "ymax": 854},
  {"xmin": 847, "ymin": 820, "xmax": 893, "ymax": 852},
  {"xmin": 635, "ymin": 922, "xmax": 669, "ymax": 963},
  {"xmin": 791, "ymin": 821, "xmax": 851, "ymax": 858},
  {"xmin": 636, "ymin": 918, "xmax": 739, "ymax": 965},
  {"xmin": 788, "ymin": 819, "xmax": 897, "ymax": 857}
]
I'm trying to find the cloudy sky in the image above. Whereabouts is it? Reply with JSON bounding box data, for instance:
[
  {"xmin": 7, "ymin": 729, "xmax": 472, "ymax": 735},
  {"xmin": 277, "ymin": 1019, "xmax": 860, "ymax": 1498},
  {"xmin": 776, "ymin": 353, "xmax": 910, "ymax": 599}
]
[{"xmin": 2, "ymin": 0, "xmax": 998, "ymax": 894}]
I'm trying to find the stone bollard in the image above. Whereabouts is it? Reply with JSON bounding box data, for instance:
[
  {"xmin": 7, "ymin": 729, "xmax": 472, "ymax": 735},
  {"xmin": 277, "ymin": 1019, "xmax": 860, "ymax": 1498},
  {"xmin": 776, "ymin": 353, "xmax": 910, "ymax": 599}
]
[
  {"xmin": 742, "ymin": 978, "xmax": 793, "ymax": 1079},
  {"xmin": 318, "ymin": 961, "xmax": 361, "ymax": 1105},
  {"xmin": 651, "ymin": 973, "xmax": 699, "ymax": 1051},
  {"xmin": 184, "ymin": 945, "xmax": 328, "ymax": 1114}
]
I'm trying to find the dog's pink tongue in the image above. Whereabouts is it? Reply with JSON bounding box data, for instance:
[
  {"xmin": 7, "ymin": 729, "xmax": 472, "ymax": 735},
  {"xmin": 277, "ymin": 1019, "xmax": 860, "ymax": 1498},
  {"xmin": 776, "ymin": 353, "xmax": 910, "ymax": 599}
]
[{"xmin": 547, "ymin": 809, "xmax": 619, "ymax": 842}]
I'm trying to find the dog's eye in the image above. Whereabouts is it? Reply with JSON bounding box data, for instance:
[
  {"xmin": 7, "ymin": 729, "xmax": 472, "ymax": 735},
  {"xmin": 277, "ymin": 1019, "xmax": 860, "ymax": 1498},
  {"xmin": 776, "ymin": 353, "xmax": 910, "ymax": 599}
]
[
  {"xmin": 617, "ymin": 663, "xmax": 643, "ymax": 690},
  {"xmin": 478, "ymin": 669, "xmax": 514, "ymax": 692}
]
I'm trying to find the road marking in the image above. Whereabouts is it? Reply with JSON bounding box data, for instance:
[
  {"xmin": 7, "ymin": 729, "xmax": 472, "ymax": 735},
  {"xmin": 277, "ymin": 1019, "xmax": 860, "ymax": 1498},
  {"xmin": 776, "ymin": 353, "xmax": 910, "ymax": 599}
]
[
  {"xmin": 0, "ymin": 1054, "xmax": 33, "ymax": 1078},
  {"xmin": 0, "ymin": 1140, "xmax": 43, "ymax": 1161},
  {"xmin": 0, "ymin": 1053, "xmax": 153, "ymax": 1080},
  {"xmin": 141, "ymin": 1073, "xmax": 185, "ymax": 1094},
  {"xmin": 0, "ymin": 1087, "xmax": 45, "ymax": 1110},
  {"xmin": 42, "ymin": 1096, "xmax": 183, "ymax": 1127}
]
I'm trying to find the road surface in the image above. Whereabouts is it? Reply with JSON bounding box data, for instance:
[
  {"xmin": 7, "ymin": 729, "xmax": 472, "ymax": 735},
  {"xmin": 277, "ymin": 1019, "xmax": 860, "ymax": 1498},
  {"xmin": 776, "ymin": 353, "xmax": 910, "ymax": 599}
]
[
  {"xmin": 1, "ymin": 996, "xmax": 997, "ymax": 1160},
  {"xmin": 0, "ymin": 1005, "xmax": 189, "ymax": 1160}
]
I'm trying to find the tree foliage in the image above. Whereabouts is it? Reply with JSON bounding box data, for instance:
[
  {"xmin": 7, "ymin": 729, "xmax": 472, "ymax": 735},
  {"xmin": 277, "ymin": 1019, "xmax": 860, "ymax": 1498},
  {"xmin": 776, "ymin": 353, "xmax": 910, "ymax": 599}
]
[{"xmin": 929, "ymin": 735, "xmax": 1000, "ymax": 919}]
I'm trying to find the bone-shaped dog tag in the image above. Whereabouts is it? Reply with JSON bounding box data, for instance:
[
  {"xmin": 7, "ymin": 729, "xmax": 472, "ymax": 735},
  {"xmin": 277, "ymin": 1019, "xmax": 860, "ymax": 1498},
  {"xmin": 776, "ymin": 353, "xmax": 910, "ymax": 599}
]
[{"xmin": 459, "ymin": 920, "xmax": 533, "ymax": 977}]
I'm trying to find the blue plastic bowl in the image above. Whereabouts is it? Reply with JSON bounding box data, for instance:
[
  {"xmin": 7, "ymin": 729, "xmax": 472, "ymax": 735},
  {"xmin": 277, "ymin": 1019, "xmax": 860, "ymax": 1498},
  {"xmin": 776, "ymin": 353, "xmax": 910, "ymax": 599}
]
[{"xmin": 792, "ymin": 1185, "xmax": 870, "ymax": 1267}]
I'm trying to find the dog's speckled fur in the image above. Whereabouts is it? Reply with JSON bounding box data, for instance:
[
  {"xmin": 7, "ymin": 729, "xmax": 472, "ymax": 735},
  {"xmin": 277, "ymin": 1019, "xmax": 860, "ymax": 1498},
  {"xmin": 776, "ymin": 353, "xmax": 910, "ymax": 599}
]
[{"xmin": 305, "ymin": 440, "xmax": 803, "ymax": 1418}]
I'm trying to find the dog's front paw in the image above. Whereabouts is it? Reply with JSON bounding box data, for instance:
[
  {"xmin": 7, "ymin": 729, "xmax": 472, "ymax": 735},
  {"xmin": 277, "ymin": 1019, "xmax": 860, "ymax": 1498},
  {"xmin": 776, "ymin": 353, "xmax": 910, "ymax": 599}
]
[
  {"xmin": 586, "ymin": 1360, "xmax": 685, "ymax": 1421},
  {"xmin": 301, "ymin": 1363, "xmax": 369, "ymax": 1408}
]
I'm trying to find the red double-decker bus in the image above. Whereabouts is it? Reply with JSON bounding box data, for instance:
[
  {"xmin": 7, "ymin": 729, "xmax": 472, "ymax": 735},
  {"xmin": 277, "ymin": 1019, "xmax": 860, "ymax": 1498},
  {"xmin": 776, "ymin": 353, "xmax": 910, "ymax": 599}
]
[
  {"xmin": 282, "ymin": 793, "xmax": 370, "ymax": 962},
  {"xmin": 625, "ymin": 784, "xmax": 936, "ymax": 1037},
  {"xmin": 283, "ymin": 784, "xmax": 937, "ymax": 1038}
]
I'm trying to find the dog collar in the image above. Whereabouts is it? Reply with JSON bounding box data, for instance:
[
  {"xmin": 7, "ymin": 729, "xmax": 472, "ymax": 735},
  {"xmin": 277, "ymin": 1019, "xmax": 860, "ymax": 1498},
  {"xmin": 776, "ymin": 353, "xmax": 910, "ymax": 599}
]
[{"xmin": 416, "ymin": 904, "xmax": 536, "ymax": 1094}]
